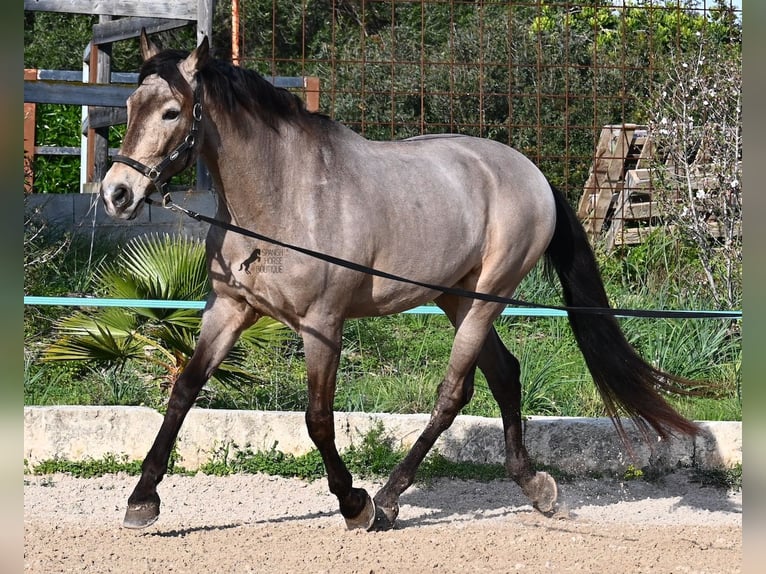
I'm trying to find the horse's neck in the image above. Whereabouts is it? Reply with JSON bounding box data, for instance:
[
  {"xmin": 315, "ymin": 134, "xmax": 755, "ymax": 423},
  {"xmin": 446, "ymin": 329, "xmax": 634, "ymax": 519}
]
[{"xmin": 201, "ymin": 109, "xmax": 309, "ymax": 223}]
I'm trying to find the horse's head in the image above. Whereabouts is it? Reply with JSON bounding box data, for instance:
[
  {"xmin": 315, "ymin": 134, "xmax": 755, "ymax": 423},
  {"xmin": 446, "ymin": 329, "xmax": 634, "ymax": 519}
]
[{"xmin": 101, "ymin": 31, "xmax": 209, "ymax": 219}]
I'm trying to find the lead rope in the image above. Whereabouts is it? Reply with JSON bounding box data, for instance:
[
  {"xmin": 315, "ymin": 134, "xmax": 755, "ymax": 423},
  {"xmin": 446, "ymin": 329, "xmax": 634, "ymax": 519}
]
[{"xmin": 146, "ymin": 193, "xmax": 741, "ymax": 320}]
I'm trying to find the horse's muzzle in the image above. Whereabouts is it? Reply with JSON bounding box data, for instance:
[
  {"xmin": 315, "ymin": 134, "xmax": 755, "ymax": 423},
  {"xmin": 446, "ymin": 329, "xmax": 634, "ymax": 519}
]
[{"xmin": 101, "ymin": 176, "xmax": 145, "ymax": 220}]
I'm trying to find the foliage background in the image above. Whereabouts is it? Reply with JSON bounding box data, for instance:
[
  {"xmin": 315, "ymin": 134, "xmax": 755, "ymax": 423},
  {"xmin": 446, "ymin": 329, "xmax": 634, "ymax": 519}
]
[
  {"xmin": 24, "ymin": 1, "xmax": 742, "ymax": 196},
  {"xmin": 22, "ymin": 1, "xmax": 742, "ymax": 421}
]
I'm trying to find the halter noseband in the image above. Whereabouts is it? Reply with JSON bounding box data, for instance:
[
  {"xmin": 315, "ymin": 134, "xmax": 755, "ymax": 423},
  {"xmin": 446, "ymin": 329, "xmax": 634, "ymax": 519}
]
[{"xmin": 111, "ymin": 84, "xmax": 203, "ymax": 201}]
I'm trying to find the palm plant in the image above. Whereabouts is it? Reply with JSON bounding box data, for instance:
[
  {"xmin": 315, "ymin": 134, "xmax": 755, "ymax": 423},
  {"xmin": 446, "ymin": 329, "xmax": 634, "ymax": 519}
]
[{"xmin": 43, "ymin": 233, "xmax": 288, "ymax": 391}]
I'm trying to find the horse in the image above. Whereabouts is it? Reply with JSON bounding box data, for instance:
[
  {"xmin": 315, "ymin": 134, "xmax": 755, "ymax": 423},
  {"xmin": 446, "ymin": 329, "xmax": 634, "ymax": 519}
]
[{"xmin": 100, "ymin": 30, "xmax": 701, "ymax": 531}]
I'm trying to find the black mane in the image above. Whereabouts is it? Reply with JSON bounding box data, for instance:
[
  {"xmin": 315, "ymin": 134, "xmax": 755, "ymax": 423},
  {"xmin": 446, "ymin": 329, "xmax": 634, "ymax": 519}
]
[{"xmin": 139, "ymin": 49, "xmax": 310, "ymax": 131}]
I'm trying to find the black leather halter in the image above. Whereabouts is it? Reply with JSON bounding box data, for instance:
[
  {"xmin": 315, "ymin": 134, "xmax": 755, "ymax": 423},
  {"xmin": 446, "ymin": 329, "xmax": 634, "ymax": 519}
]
[{"xmin": 111, "ymin": 85, "xmax": 203, "ymax": 197}]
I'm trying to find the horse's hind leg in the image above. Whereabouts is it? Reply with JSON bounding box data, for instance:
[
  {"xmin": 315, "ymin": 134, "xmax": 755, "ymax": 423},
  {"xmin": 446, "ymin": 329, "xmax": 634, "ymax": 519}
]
[
  {"xmin": 477, "ymin": 327, "xmax": 558, "ymax": 513},
  {"xmin": 371, "ymin": 300, "xmax": 495, "ymax": 530},
  {"xmin": 123, "ymin": 295, "xmax": 257, "ymax": 529}
]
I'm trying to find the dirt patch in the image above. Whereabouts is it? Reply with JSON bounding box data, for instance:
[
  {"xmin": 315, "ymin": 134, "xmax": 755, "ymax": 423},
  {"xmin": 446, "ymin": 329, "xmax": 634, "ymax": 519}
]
[{"xmin": 24, "ymin": 470, "xmax": 741, "ymax": 573}]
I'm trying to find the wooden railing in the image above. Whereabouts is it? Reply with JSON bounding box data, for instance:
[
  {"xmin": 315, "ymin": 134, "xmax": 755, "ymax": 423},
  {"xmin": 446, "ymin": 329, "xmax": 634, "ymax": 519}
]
[{"xmin": 24, "ymin": 69, "xmax": 320, "ymax": 193}]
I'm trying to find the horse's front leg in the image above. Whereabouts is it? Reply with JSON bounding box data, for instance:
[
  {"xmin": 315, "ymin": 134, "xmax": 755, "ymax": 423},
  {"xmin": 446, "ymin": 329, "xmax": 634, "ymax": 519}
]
[
  {"xmin": 123, "ymin": 295, "xmax": 257, "ymax": 529},
  {"xmin": 301, "ymin": 316, "xmax": 376, "ymax": 530}
]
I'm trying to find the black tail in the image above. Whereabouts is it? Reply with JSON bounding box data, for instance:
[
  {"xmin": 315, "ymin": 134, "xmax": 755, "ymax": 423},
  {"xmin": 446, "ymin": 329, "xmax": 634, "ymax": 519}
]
[{"xmin": 544, "ymin": 184, "xmax": 699, "ymax": 442}]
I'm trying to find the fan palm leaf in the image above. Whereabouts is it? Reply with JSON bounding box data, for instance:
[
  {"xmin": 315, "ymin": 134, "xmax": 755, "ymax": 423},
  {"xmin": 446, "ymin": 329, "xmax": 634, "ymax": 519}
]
[
  {"xmin": 43, "ymin": 233, "xmax": 289, "ymax": 390},
  {"xmin": 44, "ymin": 321, "xmax": 145, "ymax": 364},
  {"xmin": 94, "ymin": 234, "xmax": 209, "ymax": 323},
  {"xmin": 240, "ymin": 316, "xmax": 292, "ymax": 348}
]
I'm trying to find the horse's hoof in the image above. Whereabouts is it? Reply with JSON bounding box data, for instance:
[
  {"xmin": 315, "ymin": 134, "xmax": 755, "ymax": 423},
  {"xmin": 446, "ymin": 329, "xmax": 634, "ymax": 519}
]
[
  {"xmin": 523, "ymin": 471, "xmax": 558, "ymax": 514},
  {"xmin": 123, "ymin": 501, "xmax": 160, "ymax": 529},
  {"xmin": 369, "ymin": 503, "xmax": 398, "ymax": 531},
  {"xmin": 344, "ymin": 494, "xmax": 376, "ymax": 530}
]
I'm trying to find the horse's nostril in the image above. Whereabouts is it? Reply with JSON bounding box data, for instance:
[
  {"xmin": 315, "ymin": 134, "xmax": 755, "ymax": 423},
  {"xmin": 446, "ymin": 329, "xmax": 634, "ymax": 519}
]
[{"xmin": 111, "ymin": 186, "xmax": 131, "ymax": 207}]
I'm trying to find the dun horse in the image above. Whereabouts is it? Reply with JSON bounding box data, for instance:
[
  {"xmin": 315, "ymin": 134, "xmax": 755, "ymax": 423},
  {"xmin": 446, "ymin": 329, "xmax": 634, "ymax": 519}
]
[{"xmin": 101, "ymin": 31, "xmax": 701, "ymax": 531}]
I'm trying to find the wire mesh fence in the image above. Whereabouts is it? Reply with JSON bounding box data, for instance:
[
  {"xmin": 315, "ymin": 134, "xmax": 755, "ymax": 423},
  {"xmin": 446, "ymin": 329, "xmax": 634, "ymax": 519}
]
[
  {"xmin": 23, "ymin": 1, "xmax": 742, "ymax": 249},
  {"xmin": 215, "ymin": 0, "xmax": 741, "ymax": 212}
]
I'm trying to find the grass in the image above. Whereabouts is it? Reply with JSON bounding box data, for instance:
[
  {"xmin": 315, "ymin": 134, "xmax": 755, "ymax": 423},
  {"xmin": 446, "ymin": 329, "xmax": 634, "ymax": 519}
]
[
  {"xmin": 26, "ymin": 453, "xmax": 146, "ymax": 478},
  {"xmin": 690, "ymin": 462, "xmax": 742, "ymax": 491},
  {"xmin": 23, "ymin": 228, "xmax": 742, "ymax": 423},
  {"xmin": 24, "ymin": 355, "xmax": 161, "ymax": 407}
]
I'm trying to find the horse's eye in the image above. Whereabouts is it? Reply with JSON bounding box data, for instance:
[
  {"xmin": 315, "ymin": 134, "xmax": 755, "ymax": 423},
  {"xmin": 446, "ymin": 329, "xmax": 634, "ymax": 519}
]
[{"xmin": 163, "ymin": 109, "xmax": 180, "ymax": 121}]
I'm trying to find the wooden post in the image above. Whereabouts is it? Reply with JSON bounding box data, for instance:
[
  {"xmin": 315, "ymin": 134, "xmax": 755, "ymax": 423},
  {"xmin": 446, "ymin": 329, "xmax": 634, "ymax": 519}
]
[
  {"xmin": 197, "ymin": 0, "xmax": 214, "ymax": 45},
  {"xmin": 80, "ymin": 44, "xmax": 90, "ymax": 190},
  {"xmin": 24, "ymin": 69, "xmax": 37, "ymax": 194},
  {"xmin": 85, "ymin": 17, "xmax": 113, "ymax": 191},
  {"xmin": 195, "ymin": 0, "xmax": 215, "ymax": 190},
  {"xmin": 231, "ymin": 0, "xmax": 240, "ymax": 65},
  {"xmin": 304, "ymin": 77, "xmax": 320, "ymax": 113}
]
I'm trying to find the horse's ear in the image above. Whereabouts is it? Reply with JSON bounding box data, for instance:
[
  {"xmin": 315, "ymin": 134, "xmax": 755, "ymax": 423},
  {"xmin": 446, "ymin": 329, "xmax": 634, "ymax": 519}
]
[
  {"xmin": 139, "ymin": 28, "xmax": 161, "ymax": 61},
  {"xmin": 179, "ymin": 36, "xmax": 210, "ymax": 81}
]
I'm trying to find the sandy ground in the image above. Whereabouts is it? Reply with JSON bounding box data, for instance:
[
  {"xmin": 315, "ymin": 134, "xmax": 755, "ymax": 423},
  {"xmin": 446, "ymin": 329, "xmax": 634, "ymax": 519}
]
[{"xmin": 24, "ymin": 470, "xmax": 741, "ymax": 573}]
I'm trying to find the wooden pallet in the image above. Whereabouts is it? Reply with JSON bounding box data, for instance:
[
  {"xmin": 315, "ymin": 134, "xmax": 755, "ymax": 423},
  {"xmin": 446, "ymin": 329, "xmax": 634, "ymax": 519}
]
[
  {"xmin": 577, "ymin": 124, "xmax": 651, "ymax": 240},
  {"xmin": 604, "ymin": 168, "xmax": 658, "ymax": 249},
  {"xmin": 605, "ymin": 168, "xmax": 731, "ymax": 249},
  {"xmin": 580, "ymin": 124, "xmax": 741, "ymax": 250}
]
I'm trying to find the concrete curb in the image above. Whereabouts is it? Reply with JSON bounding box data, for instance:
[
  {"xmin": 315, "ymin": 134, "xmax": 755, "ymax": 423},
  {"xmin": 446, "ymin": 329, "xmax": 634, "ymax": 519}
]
[{"xmin": 23, "ymin": 406, "xmax": 741, "ymax": 475}]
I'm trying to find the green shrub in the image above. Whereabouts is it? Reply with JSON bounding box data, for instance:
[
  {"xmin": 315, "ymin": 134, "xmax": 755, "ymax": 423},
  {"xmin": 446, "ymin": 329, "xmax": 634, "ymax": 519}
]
[
  {"xmin": 24, "ymin": 231, "xmax": 741, "ymax": 422},
  {"xmin": 39, "ymin": 233, "xmax": 289, "ymax": 399}
]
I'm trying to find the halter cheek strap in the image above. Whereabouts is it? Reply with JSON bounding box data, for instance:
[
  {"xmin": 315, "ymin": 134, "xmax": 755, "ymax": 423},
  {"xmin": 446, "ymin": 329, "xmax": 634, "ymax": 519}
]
[{"xmin": 112, "ymin": 85, "xmax": 203, "ymax": 202}]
